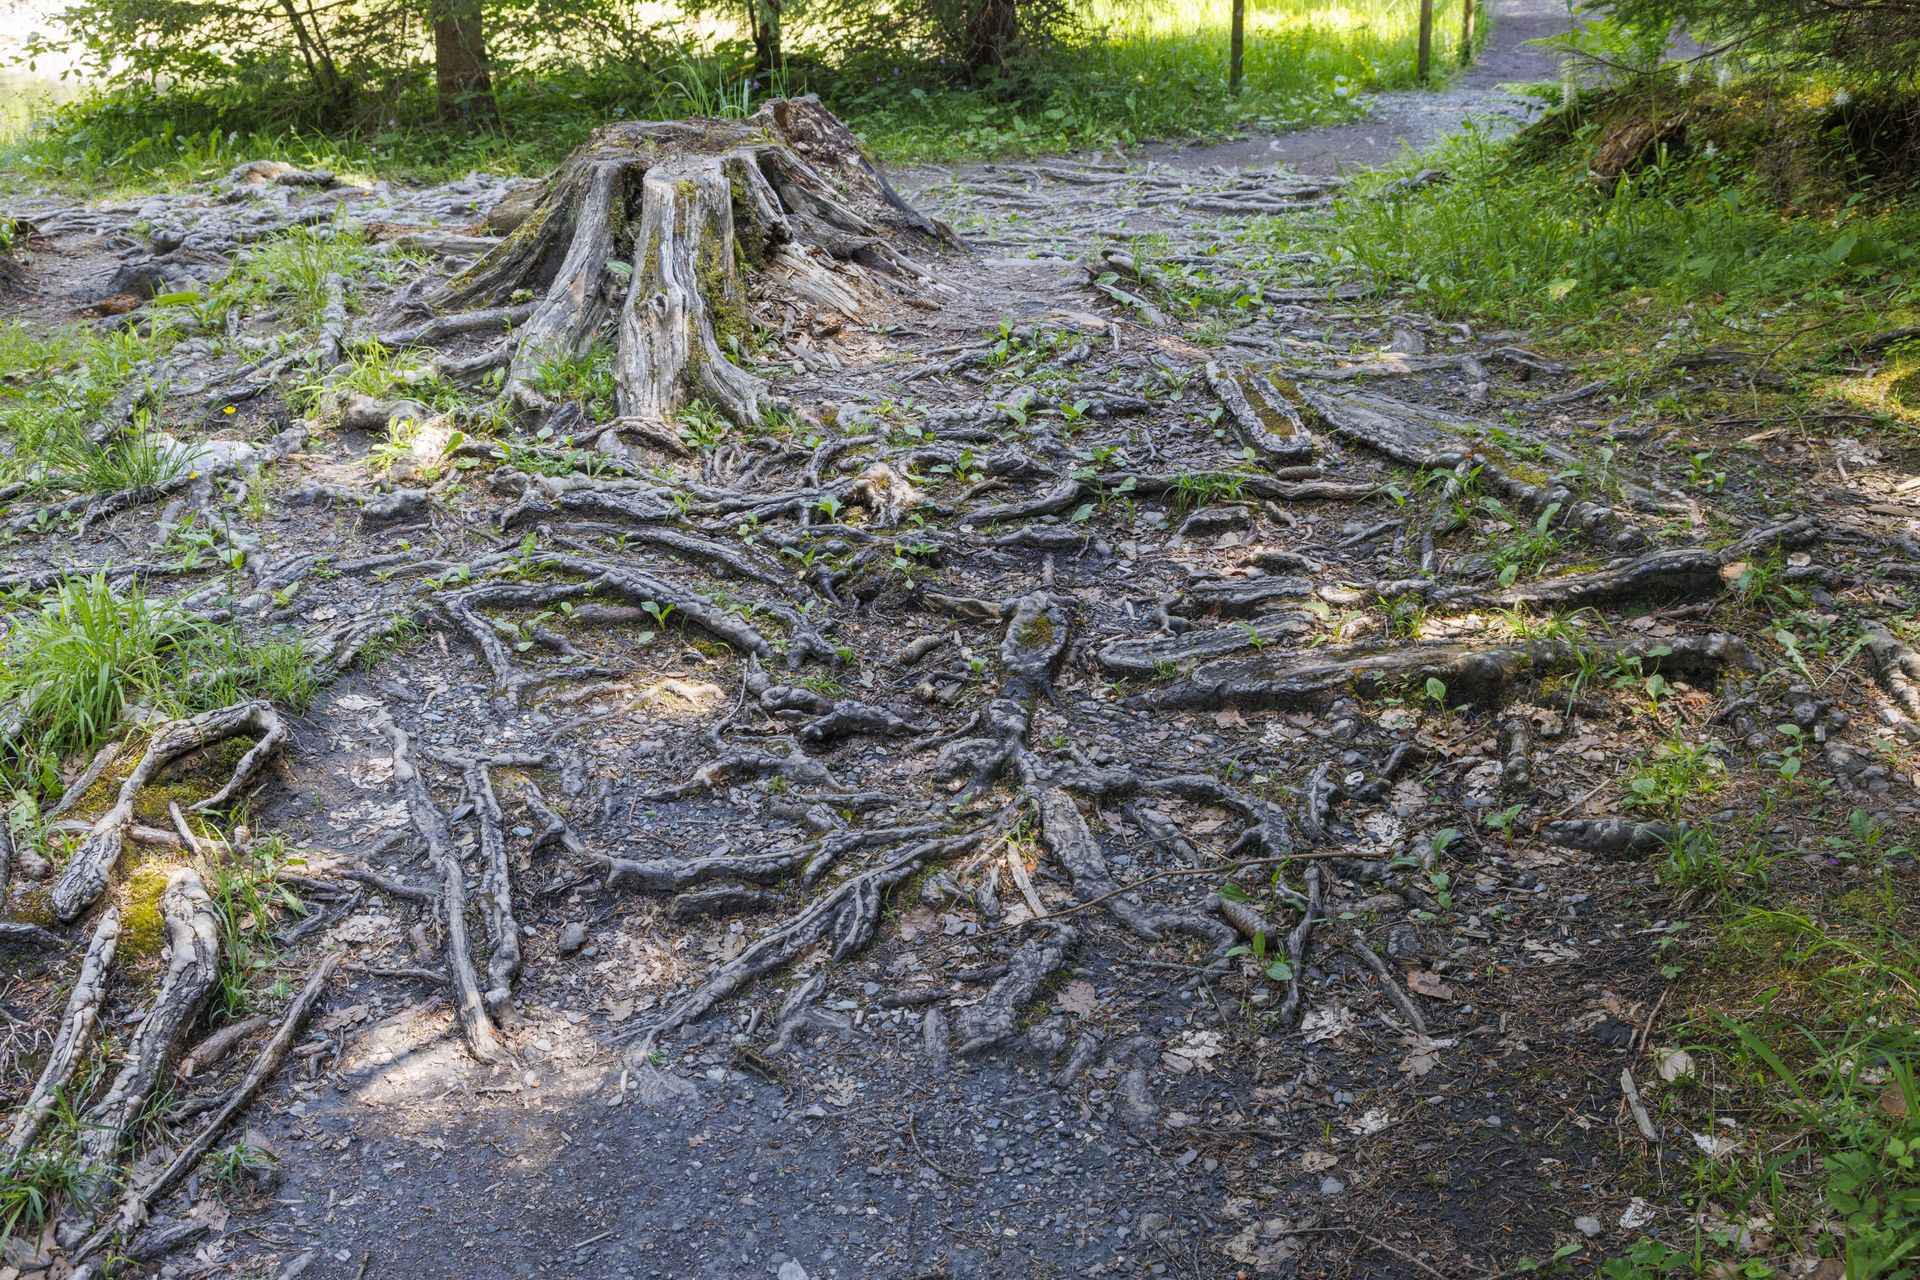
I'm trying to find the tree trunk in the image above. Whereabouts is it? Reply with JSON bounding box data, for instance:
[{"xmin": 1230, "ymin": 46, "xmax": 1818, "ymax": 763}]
[
  {"xmin": 434, "ymin": 0, "xmax": 498, "ymax": 127},
  {"xmin": 1417, "ymin": 0, "xmax": 1434, "ymax": 81},
  {"xmin": 751, "ymin": 0, "xmax": 783, "ymax": 77},
  {"xmin": 276, "ymin": 0, "xmax": 352, "ymax": 126},
  {"xmin": 962, "ymin": 0, "xmax": 1019, "ymax": 75},
  {"xmin": 1229, "ymin": 0, "xmax": 1246, "ymax": 94}
]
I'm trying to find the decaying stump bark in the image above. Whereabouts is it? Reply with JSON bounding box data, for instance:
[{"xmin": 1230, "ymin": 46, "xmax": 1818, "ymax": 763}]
[{"xmin": 437, "ymin": 97, "xmax": 953, "ymax": 424}]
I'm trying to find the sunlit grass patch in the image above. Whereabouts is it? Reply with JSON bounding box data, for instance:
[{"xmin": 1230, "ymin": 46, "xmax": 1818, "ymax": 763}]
[
  {"xmin": 2, "ymin": 0, "xmax": 1483, "ymax": 189},
  {"xmin": 1254, "ymin": 87, "xmax": 1920, "ymax": 384},
  {"xmin": 0, "ymin": 574, "xmax": 318, "ymax": 796}
]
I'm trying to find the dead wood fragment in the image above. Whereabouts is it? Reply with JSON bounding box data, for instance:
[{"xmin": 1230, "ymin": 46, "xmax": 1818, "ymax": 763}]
[
  {"xmin": 178, "ymin": 1014, "xmax": 271, "ymax": 1077},
  {"xmin": 1348, "ymin": 936, "xmax": 1428, "ymax": 1036}
]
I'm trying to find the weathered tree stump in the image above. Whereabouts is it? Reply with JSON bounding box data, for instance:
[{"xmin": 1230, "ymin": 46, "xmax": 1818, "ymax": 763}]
[{"xmin": 438, "ymin": 97, "xmax": 954, "ymax": 424}]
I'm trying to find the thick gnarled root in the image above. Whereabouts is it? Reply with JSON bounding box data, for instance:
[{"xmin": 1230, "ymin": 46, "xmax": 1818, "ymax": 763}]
[
  {"xmin": 1141, "ymin": 632, "xmax": 1753, "ymax": 713},
  {"xmin": 75, "ymin": 870, "xmax": 219, "ymax": 1184},
  {"xmin": 50, "ymin": 701, "xmax": 287, "ymax": 922},
  {"xmin": 5, "ymin": 908, "xmax": 120, "ymax": 1160}
]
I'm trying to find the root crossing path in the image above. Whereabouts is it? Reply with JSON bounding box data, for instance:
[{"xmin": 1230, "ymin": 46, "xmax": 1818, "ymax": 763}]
[{"xmin": 3, "ymin": 33, "xmax": 1916, "ymax": 1280}]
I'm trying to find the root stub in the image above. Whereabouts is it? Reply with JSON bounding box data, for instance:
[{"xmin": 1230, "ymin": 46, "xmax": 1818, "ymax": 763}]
[{"xmin": 438, "ymin": 97, "xmax": 952, "ymax": 424}]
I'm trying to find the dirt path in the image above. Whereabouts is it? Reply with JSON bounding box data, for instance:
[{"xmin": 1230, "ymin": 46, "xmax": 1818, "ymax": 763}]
[
  {"xmin": 1147, "ymin": 0, "xmax": 1571, "ymax": 174},
  {"xmin": 4, "ymin": 15, "xmax": 1915, "ymax": 1280}
]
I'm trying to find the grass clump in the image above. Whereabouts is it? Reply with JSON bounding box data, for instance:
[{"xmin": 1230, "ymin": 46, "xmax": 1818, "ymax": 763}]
[
  {"xmin": 1616, "ymin": 804, "xmax": 1919, "ymax": 1278},
  {"xmin": 0, "ymin": 316, "xmax": 186, "ymax": 484},
  {"xmin": 1681, "ymin": 907, "xmax": 1920, "ymax": 1277},
  {"xmin": 0, "ymin": 1129, "xmax": 102, "ymax": 1238},
  {"xmin": 208, "ymin": 217, "xmax": 373, "ymax": 320},
  {"xmin": 0, "ymin": 220, "xmax": 373, "ymax": 493},
  {"xmin": 0, "ymin": 574, "xmax": 317, "ymax": 796},
  {"xmin": 205, "ymin": 835, "xmax": 305, "ymax": 1022},
  {"xmin": 1260, "ymin": 80, "xmax": 1920, "ymax": 370}
]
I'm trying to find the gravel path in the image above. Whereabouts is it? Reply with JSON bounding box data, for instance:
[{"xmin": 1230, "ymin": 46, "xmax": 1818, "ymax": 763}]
[{"xmin": 1144, "ymin": 0, "xmax": 1572, "ymax": 174}]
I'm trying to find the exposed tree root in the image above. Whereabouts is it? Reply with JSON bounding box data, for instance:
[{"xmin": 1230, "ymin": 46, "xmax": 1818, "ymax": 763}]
[
  {"xmin": 379, "ymin": 712, "xmax": 515, "ymax": 1065},
  {"xmin": 1864, "ymin": 625, "xmax": 1920, "ymax": 729},
  {"xmin": 1540, "ymin": 818, "xmax": 1680, "ymax": 855},
  {"xmin": 1095, "ymin": 615, "xmax": 1311, "ymax": 677},
  {"xmin": 51, "ymin": 701, "xmax": 286, "ymax": 921},
  {"xmin": 1141, "ymin": 632, "xmax": 1753, "ymax": 713},
  {"xmin": 293, "ymin": 483, "xmax": 430, "ymax": 521},
  {"xmin": 1205, "ymin": 362, "xmax": 1316, "ymax": 464},
  {"xmin": 1383, "ymin": 517, "xmax": 1818, "ymax": 610},
  {"xmin": 1037, "ymin": 789, "xmax": 1233, "ymax": 950},
  {"xmin": 76, "ymin": 870, "xmax": 219, "ymax": 1180},
  {"xmin": 1295, "ymin": 385, "xmax": 1650, "ymax": 547},
  {"xmin": 953, "ymin": 926, "xmax": 1076, "ymax": 1056},
  {"xmin": 932, "ymin": 593, "xmax": 1070, "ymax": 798},
  {"xmin": 453, "ymin": 755, "xmax": 522, "ymax": 1019},
  {"xmin": 646, "ymin": 732, "xmax": 840, "ymax": 800},
  {"xmin": 45, "ymin": 743, "xmax": 123, "ymax": 819},
  {"xmin": 72, "ymin": 952, "xmax": 344, "ymax": 1267},
  {"xmin": 623, "ymin": 832, "xmax": 974, "ymax": 1064},
  {"xmin": 5, "ymin": 908, "xmax": 119, "ymax": 1161}
]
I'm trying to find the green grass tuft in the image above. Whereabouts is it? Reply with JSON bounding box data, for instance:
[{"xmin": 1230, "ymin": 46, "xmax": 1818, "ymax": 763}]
[{"xmin": 0, "ymin": 574, "xmax": 318, "ymax": 795}]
